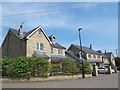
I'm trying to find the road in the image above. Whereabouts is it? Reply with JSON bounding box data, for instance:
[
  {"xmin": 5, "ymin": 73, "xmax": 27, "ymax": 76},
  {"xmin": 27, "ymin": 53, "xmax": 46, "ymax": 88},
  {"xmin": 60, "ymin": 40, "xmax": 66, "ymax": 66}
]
[{"xmin": 2, "ymin": 73, "xmax": 118, "ymax": 88}]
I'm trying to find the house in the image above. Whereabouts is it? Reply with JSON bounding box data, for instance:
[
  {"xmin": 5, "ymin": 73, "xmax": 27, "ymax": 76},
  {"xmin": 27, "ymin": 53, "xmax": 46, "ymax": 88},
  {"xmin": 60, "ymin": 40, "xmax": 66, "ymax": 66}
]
[
  {"xmin": 65, "ymin": 44, "xmax": 104, "ymax": 67},
  {"xmin": 103, "ymin": 52, "xmax": 116, "ymax": 68},
  {"xmin": 1, "ymin": 24, "xmax": 66, "ymax": 63}
]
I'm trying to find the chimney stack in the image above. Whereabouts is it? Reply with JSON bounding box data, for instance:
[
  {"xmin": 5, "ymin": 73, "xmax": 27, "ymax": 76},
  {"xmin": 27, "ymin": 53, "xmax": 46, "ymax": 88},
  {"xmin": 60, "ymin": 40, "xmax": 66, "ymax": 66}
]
[
  {"xmin": 90, "ymin": 44, "xmax": 92, "ymax": 49},
  {"xmin": 105, "ymin": 50, "xmax": 107, "ymax": 53},
  {"xmin": 18, "ymin": 24, "xmax": 24, "ymax": 39}
]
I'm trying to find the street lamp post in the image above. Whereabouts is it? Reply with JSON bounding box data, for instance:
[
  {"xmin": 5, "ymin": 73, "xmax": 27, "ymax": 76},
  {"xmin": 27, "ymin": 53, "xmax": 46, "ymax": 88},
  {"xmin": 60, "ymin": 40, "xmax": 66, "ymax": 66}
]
[{"xmin": 78, "ymin": 27, "xmax": 85, "ymax": 78}]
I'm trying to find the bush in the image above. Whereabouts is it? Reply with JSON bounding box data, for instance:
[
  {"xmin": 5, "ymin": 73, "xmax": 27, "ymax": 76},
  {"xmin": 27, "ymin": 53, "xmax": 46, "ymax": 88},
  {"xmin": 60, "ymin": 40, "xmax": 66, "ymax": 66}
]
[
  {"xmin": 1, "ymin": 57, "xmax": 50, "ymax": 79},
  {"xmin": 63, "ymin": 58, "xmax": 80, "ymax": 75},
  {"xmin": 35, "ymin": 57, "xmax": 50, "ymax": 77},
  {"xmin": 79, "ymin": 61, "xmax": 92, "ymax": 74},
  {"xmin": 9, "ymin": 57, "xmax": 32, "ymax": 79},
  {"xmin": 50, "ymin": 63, "xmax": 61, "ymax": 75},
  {"xmin": 1, "ymin": 57, "xmax": 12, "ymax": 76}
]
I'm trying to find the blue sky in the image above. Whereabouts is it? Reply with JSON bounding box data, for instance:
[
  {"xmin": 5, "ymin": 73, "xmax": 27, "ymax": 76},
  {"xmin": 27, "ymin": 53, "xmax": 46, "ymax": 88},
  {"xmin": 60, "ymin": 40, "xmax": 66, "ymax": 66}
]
[{"xmin": 1, "ymin": 2, "xmax": 118, "ymax": 55}]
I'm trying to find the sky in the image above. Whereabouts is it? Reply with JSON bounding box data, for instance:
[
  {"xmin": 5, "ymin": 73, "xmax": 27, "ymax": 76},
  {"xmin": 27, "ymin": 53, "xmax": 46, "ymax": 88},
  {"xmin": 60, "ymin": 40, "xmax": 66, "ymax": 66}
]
[{"xmin": 1, "ymin": 2, "xmax": 118, "ymax": 55}]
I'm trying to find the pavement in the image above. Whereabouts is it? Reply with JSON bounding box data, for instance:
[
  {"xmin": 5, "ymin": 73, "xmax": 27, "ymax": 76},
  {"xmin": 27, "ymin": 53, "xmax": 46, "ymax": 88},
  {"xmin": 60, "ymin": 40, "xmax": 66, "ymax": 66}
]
[{"xmin": 2, "ymin": 73, "xmax": 118, "ymax": 88}]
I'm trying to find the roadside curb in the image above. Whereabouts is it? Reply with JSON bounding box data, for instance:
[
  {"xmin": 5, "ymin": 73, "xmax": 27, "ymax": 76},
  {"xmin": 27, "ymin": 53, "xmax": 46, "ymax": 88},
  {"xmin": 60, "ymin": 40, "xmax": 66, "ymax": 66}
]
[{"xmin": 2, "ymin": 74, "xmax": 92, "ymax": 83}]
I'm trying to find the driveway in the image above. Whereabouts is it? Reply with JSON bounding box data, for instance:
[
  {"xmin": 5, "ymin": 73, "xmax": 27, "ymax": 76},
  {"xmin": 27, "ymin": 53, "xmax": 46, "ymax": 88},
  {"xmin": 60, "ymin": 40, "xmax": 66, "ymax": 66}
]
[{"xmin": 2, "ymin": 73, "xmax": 118, "ymax": 88}]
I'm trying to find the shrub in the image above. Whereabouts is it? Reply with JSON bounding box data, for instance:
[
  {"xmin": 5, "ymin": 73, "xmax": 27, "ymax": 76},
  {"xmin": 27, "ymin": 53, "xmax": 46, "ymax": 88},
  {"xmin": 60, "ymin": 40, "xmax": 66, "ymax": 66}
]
[
  {"xmin": 9, "ymin": 57, "xmax": 32, "ymax": 79},
  {"xmin": 1, "ymin": 57, "xmax": 12, "ymax": 76},
  {"xmin": 1, "ymin": 56, "xmax": 50, "ymax": 79},
  {"xmin": 35, "ymin": 57, "xmax": 50, "ymax": 77},
  {"xmin": 63, "ymin": 58, "xmax": 80, "ymax": 75},
  {"xmin": 79, "ymin": 61, "xmax": 92, "ymax": 74},
  {"xmin": 50, "ymin": 63, "xmax": 61, "ymax": 75}
]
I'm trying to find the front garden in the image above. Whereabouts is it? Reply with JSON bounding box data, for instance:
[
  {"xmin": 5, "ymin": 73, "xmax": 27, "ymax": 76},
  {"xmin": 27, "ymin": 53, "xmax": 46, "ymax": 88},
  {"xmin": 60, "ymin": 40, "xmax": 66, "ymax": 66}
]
[{"xmin": 0, "ymin": 56, "xmax": 92, "ymax": 81}]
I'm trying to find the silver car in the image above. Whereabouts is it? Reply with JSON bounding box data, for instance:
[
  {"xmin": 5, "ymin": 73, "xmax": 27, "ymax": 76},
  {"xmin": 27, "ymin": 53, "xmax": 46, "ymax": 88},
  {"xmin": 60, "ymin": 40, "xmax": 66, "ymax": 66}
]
[
  {"xmin": 98, "ymin": 67, "xmax": 108, "ymax": 74},
  {"xmin": 98, "ymin": 67, "xmax": 115, "ymax": 74}
]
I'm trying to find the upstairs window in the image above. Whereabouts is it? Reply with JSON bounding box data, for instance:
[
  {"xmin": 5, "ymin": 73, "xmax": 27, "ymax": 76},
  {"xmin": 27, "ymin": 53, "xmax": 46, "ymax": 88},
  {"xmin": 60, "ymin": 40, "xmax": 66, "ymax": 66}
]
[
  {"xmin": 51, "ymin": 48, "xmax": 54, "ymax": 54},
  {"xmin": 36, "ymin": 43, "xmax": 44, "ymax": 51},
  {"xmin": 36, "ymin": 43, "xmax": 39, "ymax": 50},
  {"xmin": 97, "ymin": 55, "xmax": 100, "ymax": 58},
  {"xmin": 58, "ymin": 49, "xmax": 62, "ymax": 54},
  {"xmin": 88, "ymin": 54, "xmax": 91, "ymax": 58},
  {"xmin": 40, "ymin": 43, "xmax": 43, "ymax": 50},
  {"xmin": 93, "ymin": 55, "xmax": 96, "ymax": 58}
]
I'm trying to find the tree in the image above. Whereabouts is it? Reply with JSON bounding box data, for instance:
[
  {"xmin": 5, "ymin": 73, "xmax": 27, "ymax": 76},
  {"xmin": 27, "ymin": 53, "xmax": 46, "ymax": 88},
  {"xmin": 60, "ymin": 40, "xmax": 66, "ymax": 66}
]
[{"xmin": 115, "ymin": 57, "xmax": 120, "ymax": 70}]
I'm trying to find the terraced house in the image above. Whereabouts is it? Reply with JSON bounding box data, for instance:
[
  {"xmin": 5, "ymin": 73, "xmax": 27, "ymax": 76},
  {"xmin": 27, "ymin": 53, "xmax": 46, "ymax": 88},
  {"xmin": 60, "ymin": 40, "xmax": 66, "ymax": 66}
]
[{"xmin": 2, "ymin": 24, "xmax": 66, "ymax": 62}]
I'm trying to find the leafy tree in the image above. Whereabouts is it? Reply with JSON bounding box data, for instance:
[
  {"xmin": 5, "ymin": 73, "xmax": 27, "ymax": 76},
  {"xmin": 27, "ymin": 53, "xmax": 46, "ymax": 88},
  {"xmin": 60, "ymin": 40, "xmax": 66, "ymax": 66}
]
[{"xmin": 115, "ymin": 57, "xmax": 120, "ymax": 70}]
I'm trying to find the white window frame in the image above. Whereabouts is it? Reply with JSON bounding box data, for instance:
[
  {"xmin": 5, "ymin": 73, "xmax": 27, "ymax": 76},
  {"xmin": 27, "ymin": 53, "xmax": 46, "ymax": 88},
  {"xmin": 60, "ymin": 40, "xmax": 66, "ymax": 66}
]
[{"xmin": 51, "ymin": 48, "xmax": 54, "ymax": 54}]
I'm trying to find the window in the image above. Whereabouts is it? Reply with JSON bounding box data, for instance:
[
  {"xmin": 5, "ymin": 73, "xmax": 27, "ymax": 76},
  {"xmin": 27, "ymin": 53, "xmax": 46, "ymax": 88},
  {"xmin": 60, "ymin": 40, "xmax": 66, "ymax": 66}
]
[
  {"xmin": 36, "ymin": 43, "xmax": 39, "ymax": 50},
  {"xmin": 93, "ymin": 55, "xmax": 96, "ymax": 58},
  {"xmin": 40, "ymin": 43, "xmax": 43, "ymax": 50},
  {"xmin": 88, "ymin": 54, "xmax": 91, "ymax": 58},
  {"xmin": 97, "ymin": 55, "xmax": 100, "ymax": 58},
  {"xmin": 51, "ymin": 48, "xmax": 54, "ymax": 54},
  {"xmin": 58, "ymin": 49, "xmax": 62, "ymax": 54},
  {"xmin": 36, "ymin": 43, "xmax": 44, "ymax": 50},
  {"xmin": 38, "ymin": 30, "xmax": 42, "ymax": 36}
]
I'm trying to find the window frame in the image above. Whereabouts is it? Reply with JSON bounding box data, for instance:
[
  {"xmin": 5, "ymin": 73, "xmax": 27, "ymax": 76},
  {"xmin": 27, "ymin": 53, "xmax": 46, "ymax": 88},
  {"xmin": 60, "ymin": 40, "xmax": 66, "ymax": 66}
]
[
  {"xmin": 88, "ymin": 54, "xmax": 91, "ymax": 58},
  {"xmin": 40, "ymin": 43, "xmax": 44, "ymax": 51},
  {"xmin": 51, "ymin": 47, "xmax": 54, "ymax": 54}
]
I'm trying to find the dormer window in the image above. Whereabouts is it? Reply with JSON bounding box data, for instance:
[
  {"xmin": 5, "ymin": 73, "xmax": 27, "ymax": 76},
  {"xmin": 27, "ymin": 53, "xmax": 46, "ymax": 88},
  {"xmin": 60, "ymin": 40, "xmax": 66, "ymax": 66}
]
[{"xmin": 50, "ymin": 35, "xmax": 56, "ymax": 44}]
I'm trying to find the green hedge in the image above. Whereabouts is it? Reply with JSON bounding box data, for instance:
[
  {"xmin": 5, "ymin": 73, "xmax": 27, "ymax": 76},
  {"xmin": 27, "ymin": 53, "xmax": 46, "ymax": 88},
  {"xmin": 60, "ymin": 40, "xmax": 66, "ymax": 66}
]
[
  {"xmin": 1, "ymin": 57, "xmax": 92, "ymax": 79},
  {"xmin": 63, "ymin": 59, "xmax": 80, "ymax": 75},
  {"xmin": 1, "ymin": 57, "xmax": 50, "ymax": 79},
  {"xmin": 79, "ymin": 61, "xmax": 92, "ymax": 74}
]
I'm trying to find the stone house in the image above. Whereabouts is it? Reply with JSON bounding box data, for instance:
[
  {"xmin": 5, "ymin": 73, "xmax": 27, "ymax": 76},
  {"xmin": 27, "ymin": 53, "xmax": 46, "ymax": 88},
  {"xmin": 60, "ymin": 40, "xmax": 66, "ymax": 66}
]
[
  {"xmin": 1, "ymin": 25, "xmax": 66, "ymax": 62},
  {"xmin": 65, "ymin": 44, "xmax": 116, "ymax": 69},
  {"xmin": 65, "ymin": 44, "xmax": 104, "ymax": 67}
]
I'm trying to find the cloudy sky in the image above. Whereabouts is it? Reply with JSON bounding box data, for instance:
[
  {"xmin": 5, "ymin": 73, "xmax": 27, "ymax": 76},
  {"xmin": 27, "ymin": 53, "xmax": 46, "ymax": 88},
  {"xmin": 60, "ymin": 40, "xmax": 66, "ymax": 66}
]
[{"xmin": 1, "ymin": 2, "xmax": 118, "ymax": 55}]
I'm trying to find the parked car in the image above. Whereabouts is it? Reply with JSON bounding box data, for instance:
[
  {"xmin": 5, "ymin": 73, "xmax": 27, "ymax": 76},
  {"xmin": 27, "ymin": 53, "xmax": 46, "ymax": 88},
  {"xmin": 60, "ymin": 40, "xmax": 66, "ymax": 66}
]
[
  {"xmin": 98, "ymin": 67, "xmax": 108, "ymax": 74},
  {"xmin": 98, "ymin": 67, "xmax": 115, "ymax": 74}
]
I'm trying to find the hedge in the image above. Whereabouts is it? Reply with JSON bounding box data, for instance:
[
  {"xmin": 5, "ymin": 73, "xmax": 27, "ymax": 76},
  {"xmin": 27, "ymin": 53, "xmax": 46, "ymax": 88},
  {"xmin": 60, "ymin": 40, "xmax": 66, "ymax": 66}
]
[
  {"xmin": 1, "ymin": 57, "xmax": 92, "ymax": 79},
  {"xmin": 1, "ymin": 57, "xmax": 50, "ymax": 79}
]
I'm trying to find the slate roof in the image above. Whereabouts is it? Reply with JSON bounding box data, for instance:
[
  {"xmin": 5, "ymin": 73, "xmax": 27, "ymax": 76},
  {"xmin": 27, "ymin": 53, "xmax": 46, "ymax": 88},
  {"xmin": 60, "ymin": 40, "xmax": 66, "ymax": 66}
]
[
  {"xmin": 51, "ymin": 55, "xmax": 66, "ymax": 63},
  {"xmin": 33, "ymin": 52, "xmax": 50, "ymax": 59},
  {"xmin": 103, "ymin": 52, "xmax": 113, "ymax": 59},
  {"xmin": 10, "ymin": 28, "xmax": 27, "ymax": 39},
  {"xmin": 65, "ymin": 51, "xmax": 86, "ymax": 62},
  {"xmin": 9, "ymin": 27, "xmax": 66, "ymax": 50},
  {"xmin": 51, "ymin": 43, "xmax": 66, "ymax": 49},
  {"xmin": 72, "ymin": 44, "xmax": 102, "ymax": 55},
  {"xmin": 10, "ymin": 26, "xmax": 40, "ymax": 39}
]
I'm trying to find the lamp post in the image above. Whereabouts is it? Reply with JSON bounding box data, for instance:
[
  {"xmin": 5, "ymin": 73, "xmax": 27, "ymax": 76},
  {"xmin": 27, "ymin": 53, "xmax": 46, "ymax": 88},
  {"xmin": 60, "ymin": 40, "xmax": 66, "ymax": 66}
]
[{"xmin": 78, "ymin": 27, "xmax": 85, "ymax": 78}]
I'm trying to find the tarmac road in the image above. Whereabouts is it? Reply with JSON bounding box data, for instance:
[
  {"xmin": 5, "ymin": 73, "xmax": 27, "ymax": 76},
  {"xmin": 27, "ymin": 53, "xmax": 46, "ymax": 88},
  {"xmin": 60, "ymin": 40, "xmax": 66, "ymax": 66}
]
[{"xmin": 2, "ymin": 73, "xmax": 118, "ymax": 88}]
